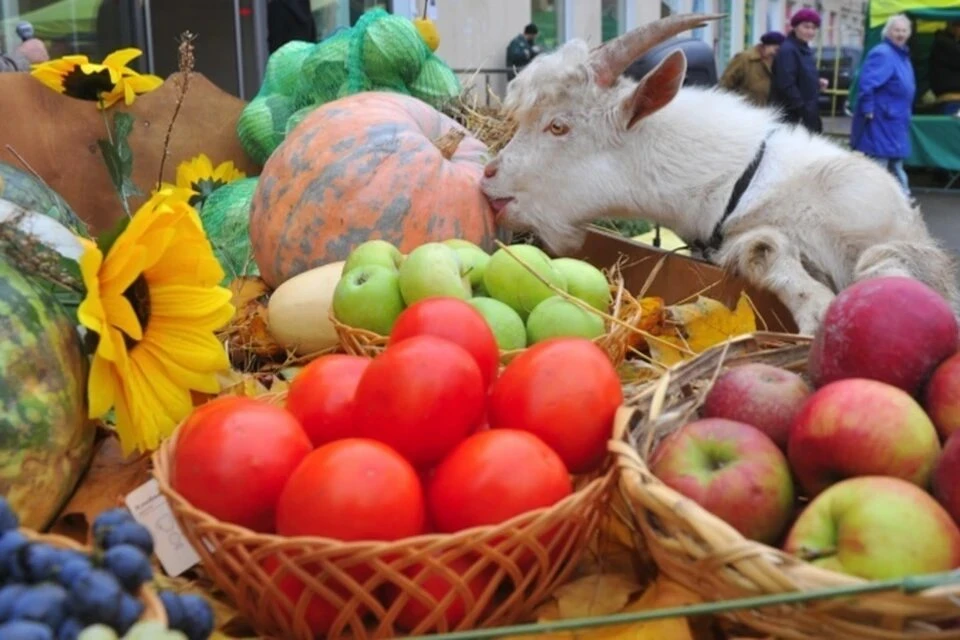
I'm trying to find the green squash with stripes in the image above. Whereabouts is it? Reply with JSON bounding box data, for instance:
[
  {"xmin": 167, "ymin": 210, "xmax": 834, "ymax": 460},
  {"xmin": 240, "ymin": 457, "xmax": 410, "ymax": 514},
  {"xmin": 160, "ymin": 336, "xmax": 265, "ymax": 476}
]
[{"xmin": 0, "ymin": 257, "xmax": 95, "ymax": 530}]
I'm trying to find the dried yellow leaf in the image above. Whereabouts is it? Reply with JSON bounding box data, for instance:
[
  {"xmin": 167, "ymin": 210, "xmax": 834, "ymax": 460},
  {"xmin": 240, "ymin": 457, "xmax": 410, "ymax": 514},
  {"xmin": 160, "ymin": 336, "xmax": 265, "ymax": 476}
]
[
  {"xmin": 501, "ymin": 575, "xmax": 700, "ymax": 640},
  {"xmin": 554, "ymin": 573, "xmax": 643, "ymax": 619},
  {"xmin": 649, "ymin": 292, "xmax": 757, "ymax": 367}
]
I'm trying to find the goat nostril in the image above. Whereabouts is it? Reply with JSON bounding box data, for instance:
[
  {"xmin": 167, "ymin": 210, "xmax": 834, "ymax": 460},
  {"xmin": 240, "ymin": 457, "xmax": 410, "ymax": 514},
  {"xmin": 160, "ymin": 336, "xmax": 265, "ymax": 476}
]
[{"xmin": 483, "ymin": 163, "xmax": 498, "ymax": 179}]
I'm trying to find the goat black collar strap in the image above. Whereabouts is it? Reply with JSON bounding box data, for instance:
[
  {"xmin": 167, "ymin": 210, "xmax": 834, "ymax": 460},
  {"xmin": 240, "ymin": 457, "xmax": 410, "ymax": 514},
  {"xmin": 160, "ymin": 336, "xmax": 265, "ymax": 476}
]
[{"xmin": 692, "ymin": 138, "xmax": 768, "ymax": 255}]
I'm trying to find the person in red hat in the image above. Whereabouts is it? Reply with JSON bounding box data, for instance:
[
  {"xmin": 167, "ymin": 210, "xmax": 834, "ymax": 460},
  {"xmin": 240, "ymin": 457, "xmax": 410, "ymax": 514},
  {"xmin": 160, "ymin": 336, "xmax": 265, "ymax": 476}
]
[{"xmin": 770, "ymin": 8, "xmax": 828, "ymax": 133}]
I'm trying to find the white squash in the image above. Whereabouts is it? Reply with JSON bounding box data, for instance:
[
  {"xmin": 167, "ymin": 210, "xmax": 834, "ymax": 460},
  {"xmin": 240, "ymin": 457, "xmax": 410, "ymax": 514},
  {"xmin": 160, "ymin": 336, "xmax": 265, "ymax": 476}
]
[{"xmin": 267, "ymin": 260, "xmax": 345, "ymax": 354}]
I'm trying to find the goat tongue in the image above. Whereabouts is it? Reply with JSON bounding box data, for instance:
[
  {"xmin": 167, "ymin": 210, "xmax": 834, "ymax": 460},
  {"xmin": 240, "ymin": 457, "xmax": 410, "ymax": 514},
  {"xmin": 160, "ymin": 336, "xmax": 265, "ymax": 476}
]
[{"xmin": 589, "ymin": 13, "xmax": 725, "ymax": 87}]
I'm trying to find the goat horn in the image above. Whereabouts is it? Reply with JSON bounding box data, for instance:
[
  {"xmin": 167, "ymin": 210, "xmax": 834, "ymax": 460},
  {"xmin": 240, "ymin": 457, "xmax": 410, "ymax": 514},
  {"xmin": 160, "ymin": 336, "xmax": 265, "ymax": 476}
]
[{"xmin": 589, "ymin": 13, "xmax": 726, "ymax": 87}]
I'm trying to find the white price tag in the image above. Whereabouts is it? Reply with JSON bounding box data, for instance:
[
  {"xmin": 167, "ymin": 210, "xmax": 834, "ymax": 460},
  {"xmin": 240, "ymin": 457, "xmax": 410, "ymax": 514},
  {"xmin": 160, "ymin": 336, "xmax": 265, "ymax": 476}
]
[{"xmin": 125, "ymin": 479, "xmax": 201, "ymax": 577}]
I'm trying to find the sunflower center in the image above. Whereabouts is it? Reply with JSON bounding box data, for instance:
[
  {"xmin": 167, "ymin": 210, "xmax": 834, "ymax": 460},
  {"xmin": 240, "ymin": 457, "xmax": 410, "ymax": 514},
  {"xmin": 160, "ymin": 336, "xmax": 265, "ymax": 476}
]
[
  {"xmin": 189, "ymin": 178, "xmax": 229, "ymax": 206},
  {"xmin": 122, "ymin": 275, "xmax": 151, "ymax": 350},
  {"xmin": 62, "ymin": 66, "xmax": 115, "ymax": 101}
]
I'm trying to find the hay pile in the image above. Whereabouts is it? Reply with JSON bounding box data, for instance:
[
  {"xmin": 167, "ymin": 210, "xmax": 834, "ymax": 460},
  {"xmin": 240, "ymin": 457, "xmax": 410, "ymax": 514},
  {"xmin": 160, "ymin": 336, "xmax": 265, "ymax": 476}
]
[{"xmin": 443, "ymin": 79, "xmax": 517, "ymax": 154}]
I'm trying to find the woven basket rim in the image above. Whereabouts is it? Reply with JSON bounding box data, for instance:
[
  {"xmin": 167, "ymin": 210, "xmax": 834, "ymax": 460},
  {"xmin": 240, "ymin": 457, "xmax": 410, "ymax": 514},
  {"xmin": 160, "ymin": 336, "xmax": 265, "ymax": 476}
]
[
  {"xmin": 611, "ymin": 330, "xmax": 960, "ymax": 605},
  {"xmin": 152, "ymin": 404, "xmax": 615, "ymax": 551}
]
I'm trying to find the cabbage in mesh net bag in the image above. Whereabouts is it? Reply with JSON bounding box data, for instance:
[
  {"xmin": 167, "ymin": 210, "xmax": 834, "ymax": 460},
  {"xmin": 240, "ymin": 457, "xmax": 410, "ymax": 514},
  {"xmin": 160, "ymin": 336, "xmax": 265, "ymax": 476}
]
[
  {"xmin": 237, "ymin": 8, "xmax": 461, "ymax": 166},
  {"xmin": 199, "ymin": 176, "xmax": 260, "ymax": 284}
]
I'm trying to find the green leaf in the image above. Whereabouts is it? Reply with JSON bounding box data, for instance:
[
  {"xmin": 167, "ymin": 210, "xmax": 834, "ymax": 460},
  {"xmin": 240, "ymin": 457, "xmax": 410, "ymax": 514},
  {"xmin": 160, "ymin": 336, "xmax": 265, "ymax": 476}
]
[
  {"xmin": 97, "ymin": 138, "xmax": 125, "ymax": 196},
  {"xmin": 96, "ymin": 215, "xmax": 131, "ymax": 257},
  {"xmin": 111, "ymin": 112, "xmax": 135, "ymax": 183}
]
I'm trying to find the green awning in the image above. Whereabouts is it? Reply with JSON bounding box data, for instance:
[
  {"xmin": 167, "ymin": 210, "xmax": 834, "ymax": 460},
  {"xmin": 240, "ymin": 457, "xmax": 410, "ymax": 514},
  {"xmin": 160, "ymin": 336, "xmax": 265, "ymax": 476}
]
[
  {"xmin": 868, "ymin": 0, "xmax": 960, "ymax": 28},
  {"xmin": 2, "ymin": 0, "xmax": 101, "ymax": 40}
]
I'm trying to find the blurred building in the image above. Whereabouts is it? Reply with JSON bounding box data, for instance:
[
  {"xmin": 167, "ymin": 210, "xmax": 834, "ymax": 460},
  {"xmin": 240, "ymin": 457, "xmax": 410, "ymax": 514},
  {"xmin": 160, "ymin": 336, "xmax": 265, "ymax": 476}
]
[{"xmin": 0, "ymin": 0, "xmax": 865, "ymax": 101}]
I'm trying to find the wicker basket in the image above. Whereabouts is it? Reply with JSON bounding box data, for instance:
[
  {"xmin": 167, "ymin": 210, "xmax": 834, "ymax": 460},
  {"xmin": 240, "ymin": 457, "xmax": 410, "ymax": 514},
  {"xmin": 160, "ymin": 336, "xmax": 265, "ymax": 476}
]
[
  {"xmin": 151, "ymin": 391, "xmax": 616, "ymax": 640},
  {"xmin": 331, "ymin": 270, "xmax": 648, "ymax": 368},
  {"xmin": 609, "ymin": 331, "xmax": 960, "ymax": 639},
  {"xmin": 20, "ymin": 528, "xmax": 167, "ymax": 626}
]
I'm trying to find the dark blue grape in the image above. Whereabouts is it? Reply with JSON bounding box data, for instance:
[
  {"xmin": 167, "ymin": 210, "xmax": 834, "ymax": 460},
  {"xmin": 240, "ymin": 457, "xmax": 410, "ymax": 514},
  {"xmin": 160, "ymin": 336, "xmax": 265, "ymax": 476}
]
[
  {"xmin": 0, "ymin": 584, "xmax": 27, "ymax": 622},
  {"xmin": 55, "ymin": 616, "xmax": 84, "ymax": 640},
  {"xmin": 21, "ymin": 544, "xmax": 64, "ymax": 583},
  {"xmin": 101, "ymin": 545, "xmax": 152, "ymax": 592},
  {"xmin": 11, "ymin": 583, "xmax": 68, "ymax": 629},
  {"xmin": 0, "ymin": 531, "xmax": 28, "ymax": 583},
  {"xmin": 0, "ymin": 620, "xmax": 54, "ymax": 640},
  {"xmin": 67, "ymin": 569, "xmax": 121, "ymax": 624},
  {"xmin": 157, "ymin": 590, "xmax": 185, "ymax": 630},
  {"xmin": 56, "ymin": 557, "xmax": 92, "ymax": 590},
  {"xmin": 0, "ymin": 498, "xmax": 19, "ymax": 534},
  {"xmin": 112, "ymin": 593, "xmax": 144, "ymax": 635},
  {"xmin": 101, "ymin": 522, "xmax": 153, "ymax": 557},
  {"xmin": 178, "ymin": 594, "xmax": 215, "ymax": 640}
]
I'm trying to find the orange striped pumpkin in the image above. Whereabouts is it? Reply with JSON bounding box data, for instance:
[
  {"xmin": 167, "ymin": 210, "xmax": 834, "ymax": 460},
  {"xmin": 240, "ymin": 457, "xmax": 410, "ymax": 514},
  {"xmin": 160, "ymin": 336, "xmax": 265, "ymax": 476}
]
[{"xmin": 249, "ymin": 91, "xmax": 498, "ymax": 289}]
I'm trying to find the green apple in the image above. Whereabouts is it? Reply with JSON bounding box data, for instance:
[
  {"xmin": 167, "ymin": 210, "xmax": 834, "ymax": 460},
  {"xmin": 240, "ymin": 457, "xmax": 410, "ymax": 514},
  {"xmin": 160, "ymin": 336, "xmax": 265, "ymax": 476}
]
[
  {"xmin": 551, "ymin": 258, "xmax": 611, "ymax": 312},
  {"xmin": 482, "ymin": 244, "xmax": 567, "ymax": 319},
  {"xmin": 343, "ymin": 239, "xmax": 404, "ymax": 273},
  {"xmin": 332, "ymin": 264, "xmax": 406, "ymax": 335},
  {"xmin": 525, "ymin": 296, "xmax": 605, "ymax": 345},
  {"xmin": 467, "ymin": 297, "xmax": 527, "ymax": 351},
  {"xmin": 397, "ymin": 242, "xmax": 471, "ymax": 305},
  {"xmin": 443, "ymin": 239, "xmax": 491, "ymax": 291},
  {"xmin": 784, "ymin": 475, "xmax": 960, "ymax": 580}
]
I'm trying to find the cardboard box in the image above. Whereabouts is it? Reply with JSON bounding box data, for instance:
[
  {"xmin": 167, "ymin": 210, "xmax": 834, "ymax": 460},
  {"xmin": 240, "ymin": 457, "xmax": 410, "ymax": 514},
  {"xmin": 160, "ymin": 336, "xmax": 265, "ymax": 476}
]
[{"xmin": 572, "ymin": 226, "xmax": 798, "ymax": 334}]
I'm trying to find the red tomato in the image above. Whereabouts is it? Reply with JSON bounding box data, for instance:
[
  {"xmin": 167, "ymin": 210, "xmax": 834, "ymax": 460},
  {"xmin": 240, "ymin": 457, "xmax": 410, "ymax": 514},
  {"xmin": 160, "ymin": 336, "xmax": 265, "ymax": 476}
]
[
  {"xmin": 284, "ymin": 354, "xmax": 371, "ymax": 447},
  {"xmin": 276, "ymin": 438, "xmax": 426, "ymax": 541},
  {"xmin": 261, "ymin": 554, "xmax": 366, "ymax": 637},
  {"xmin": 171, "ymin": 396, "xmax": 312, "ymax": 533},
  {"xmin": 385, "ymin": 556, "xmax": 495, "ymax": 632},
  {"xmin": 353, "ymin": 335, "xmax": 486, "ymax": 468},
  {"xmin": 426, "ymin": 429, "xmax": 572, "ymax": 533},
  {"xmin": 388, "ymin": 297, "xmax": 500, "ymax": 388},
  {"xmin": 488, "ymin": 338, "xmax": 622, "ymax": 474}
]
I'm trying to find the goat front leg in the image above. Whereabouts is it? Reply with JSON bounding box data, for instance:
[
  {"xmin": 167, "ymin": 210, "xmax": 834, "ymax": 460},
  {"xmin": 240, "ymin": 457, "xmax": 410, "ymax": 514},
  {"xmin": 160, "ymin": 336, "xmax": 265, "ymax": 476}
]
[{"xmin": 716, "ymin": 228, "xmax": 836, "ymax": 335}]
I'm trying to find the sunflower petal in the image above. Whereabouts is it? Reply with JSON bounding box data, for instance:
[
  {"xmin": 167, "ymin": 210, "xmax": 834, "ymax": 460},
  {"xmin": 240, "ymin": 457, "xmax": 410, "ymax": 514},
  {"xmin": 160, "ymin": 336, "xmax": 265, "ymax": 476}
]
[
  {"xmin": 112, "ymin": 388, "xmax": 145, "ymax": 457},
  {"xmin": 139, "ymin": 340, "xmax": 223, "ymax": 393},
  {"xmin": 102, "ymin": 294, "xmax": 143, "ymax": 341},
  {"xmin": 125, "ymin": 351, "xmax": 193, "ymax": 449},
  {"xmin": 87, "ymin": 356, "xmax": 116, "ymax": 419},
  {"xmin": 76, "ymin": 295, "xmax": 106, "ymax": 337},
  {"xmin": 124, "ymin": 80, "xmax": 136, "ymax": 105},
  {"xmin": 100, "ymin": 243, "xmax": 146, "ymax": 298},
  {"xmin": 145, "ymin": 319, "xmax": 231, "ymax": 372},
  {"xmin": 149, "ymin": 285, "xmax": 234, "ymax": 319},
  {"xmin": 124, "ymin": 73, "xmax": 163, "ymax": 93},
  {"xmin": 102, "ymin": 48, "xmax": 143, "ymax": 70}
]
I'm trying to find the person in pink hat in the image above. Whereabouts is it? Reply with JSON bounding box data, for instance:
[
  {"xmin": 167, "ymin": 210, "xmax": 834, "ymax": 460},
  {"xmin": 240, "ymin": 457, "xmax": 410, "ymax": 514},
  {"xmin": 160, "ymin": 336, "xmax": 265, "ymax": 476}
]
[{"xmin": 769, "ymin": 8, "xmax": 828, "ymax": 133}]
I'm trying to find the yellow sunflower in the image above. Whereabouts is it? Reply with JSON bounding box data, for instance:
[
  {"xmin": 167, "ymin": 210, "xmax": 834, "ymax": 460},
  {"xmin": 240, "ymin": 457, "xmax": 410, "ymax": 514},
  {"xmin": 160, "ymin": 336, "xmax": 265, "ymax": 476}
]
[
  {"xmin": 77, "ymin": 188, "xmax": 235, "ymax": 454},
  {"xmin": 31, "ymin": 48, "xmax": 163, "ymax": 109},
  {"xmin": 163, "ymin": 154, "xmax": 247, "ymax": 207}
]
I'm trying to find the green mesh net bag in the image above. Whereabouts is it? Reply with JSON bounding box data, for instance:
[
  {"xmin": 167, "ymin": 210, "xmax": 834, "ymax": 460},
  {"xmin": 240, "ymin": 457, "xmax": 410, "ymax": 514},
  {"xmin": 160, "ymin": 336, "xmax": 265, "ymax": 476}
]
[
  {"xmin": 237, "ymin": 7, "xmax": 461, "ymax": 166},
  {"xmin": 199, "ymin": 177, "xmax": 260, "ymax": 284}
]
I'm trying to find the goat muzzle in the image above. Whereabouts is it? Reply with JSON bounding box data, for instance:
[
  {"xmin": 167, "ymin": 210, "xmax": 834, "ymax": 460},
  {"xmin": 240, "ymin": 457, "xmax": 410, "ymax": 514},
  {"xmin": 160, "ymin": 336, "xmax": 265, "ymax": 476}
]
[{"xmin": 588, "ymin": 12, "xmax": 725, "ymax": 87}]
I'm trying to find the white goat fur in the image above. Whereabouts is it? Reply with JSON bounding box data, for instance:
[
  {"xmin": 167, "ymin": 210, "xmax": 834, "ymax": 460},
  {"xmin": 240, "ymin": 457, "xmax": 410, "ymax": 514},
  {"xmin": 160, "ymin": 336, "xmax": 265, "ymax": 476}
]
[{"xmin": 481, "ymin": 39, "xmax": 960, "ymax": 334}]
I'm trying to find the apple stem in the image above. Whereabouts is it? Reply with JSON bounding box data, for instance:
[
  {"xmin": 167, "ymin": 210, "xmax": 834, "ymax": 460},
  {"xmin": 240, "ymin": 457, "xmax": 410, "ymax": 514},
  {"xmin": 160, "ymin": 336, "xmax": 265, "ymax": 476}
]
[
  {"xmin": 422, "ymin": 0, "xmax": 429, "ymax": 20},
  {"xmin": 434, "ymin": 128, "xmax": 466, "ymax": 160}
]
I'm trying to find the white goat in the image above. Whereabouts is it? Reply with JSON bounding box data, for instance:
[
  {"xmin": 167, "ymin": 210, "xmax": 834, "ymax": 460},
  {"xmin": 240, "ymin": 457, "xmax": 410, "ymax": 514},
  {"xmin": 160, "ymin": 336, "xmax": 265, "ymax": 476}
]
[{"xmin": 480, "ymin": 14, "xmax": 960, "ymax": 335}]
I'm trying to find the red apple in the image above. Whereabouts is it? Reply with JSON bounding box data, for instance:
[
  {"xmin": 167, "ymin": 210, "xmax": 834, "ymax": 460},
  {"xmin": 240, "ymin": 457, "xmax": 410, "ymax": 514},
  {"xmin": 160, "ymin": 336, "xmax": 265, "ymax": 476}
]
[
  {"xmin": 933, "ymin": 431, "xmax": 960, "ymax": 526},
  {"xmin": 788, "ymin": 378, "xmax": 941, "ymax": 497},
  {"xmin": 784, "ymin": 476, "xmax": 960, "ymax": 580},
  {"xmin": 649, "ymin": 418, "xmax": 795, "ymax": 544},
  {"xmin": 923, "ymin": 352, "xmax": 960, "ymax": 440},
  {"xmin": 702, "ymin": 363, "xmax": 813, "ymax": 450},
  {"xmin": 808, "ymin": 276, "xmax": 958, "ymax": 395}
]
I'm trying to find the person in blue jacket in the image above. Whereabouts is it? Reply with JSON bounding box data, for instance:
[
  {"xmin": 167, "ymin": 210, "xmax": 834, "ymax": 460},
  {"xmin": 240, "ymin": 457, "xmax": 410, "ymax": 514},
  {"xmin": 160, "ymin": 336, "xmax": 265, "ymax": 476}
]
[
  {"xmin": 850, "ymin": 14, "xmax": 916, "ymax": 197},
  {"xmin": 770, "ymin": 8, "xmax": 828, "ymax": 133}
]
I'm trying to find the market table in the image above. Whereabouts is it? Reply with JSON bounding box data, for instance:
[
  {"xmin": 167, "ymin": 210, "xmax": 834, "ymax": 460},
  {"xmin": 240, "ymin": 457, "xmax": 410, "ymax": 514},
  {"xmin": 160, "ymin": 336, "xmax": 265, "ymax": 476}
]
[{"xmin": 906, "ymin": 115, "xmax": 960, "ymax": 188}]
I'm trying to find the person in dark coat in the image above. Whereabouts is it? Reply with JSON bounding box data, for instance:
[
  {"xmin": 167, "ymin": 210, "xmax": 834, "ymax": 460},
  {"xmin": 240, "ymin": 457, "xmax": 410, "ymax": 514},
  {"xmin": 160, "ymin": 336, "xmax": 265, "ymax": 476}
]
[
  {"xmin": 928, "ymin": 20, "xmax": 960, "ymax": 115},
  {"xmin": 506, "ymin": 24, "xmax": 541, "ymax": 83},
  {"xmin": 267, "ymin": 0, "xmax": 317, "ymax": 53},
  {"xmin": 770, "ymin": 8, "xmax": 828, "ymax": 133},
  {"xmin": 850, "ymin": 14, "xmax": 916, "ymax": 197},
  {"xmin": 719, "ymin": 31, "xmax": 785, "ymax": 107}
]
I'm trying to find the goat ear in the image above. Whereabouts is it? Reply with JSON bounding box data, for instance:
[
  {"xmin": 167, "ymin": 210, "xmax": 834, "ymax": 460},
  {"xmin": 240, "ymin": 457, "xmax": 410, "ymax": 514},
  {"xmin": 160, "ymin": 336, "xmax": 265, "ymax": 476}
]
[{"xmin": 624, "ymin": 49, "xmax": 687, "ymax": 129}]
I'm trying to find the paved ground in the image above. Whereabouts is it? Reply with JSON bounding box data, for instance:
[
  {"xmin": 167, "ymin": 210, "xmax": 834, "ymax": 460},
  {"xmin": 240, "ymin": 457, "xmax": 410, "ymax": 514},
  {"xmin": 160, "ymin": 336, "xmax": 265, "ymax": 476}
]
[{"xmin": 917, "ymin": 189, "xmax": 960, "ymax": 256}]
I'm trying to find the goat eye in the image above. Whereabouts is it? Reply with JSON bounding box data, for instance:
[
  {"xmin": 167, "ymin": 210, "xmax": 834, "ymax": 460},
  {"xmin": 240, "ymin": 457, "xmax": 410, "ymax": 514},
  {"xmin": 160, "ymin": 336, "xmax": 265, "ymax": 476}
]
[{"xmin": 547, "ymin": 121, "xmax": 570, "ymax": 136}]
